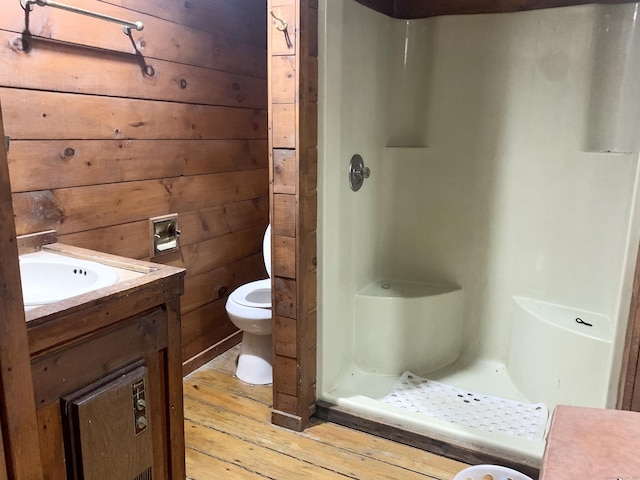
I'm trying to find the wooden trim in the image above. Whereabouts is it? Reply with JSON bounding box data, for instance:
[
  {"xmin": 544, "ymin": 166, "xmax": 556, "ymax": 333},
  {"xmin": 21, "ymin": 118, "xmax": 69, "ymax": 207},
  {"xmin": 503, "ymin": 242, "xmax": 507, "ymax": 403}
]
[
  {"xmin": 165, "ymin": 298, "xmax": 186, "ymax": 480},
  {"xmin": 182, "ymin": 330, "xmax": 242, "ymax": 376},
  {"xmin": 271, "ymin": 409, "xmax": 305, "ymax": 432},
  {"xmin": 396, "ymin": 0, "xmax": 639, "ymax": 18},
  {"xmin": 355, "ymin": 0, "xmax": 638, "ymax": 18},
  {"xmin": 315, "ymin": 401, "xmax": 540, "ymax": 479},
  {"xmin": 269, "ymin": 0, "xmax": 318, "ymax": 432},
  {"xmin": 353, "ymin": 0, "xmax": 394, "ymax": 16},
  {"xmin": 36, "ymin": 403, "xmax": 66, "ymax": 480},
  {"xmin": 146, "ymin": 351, "xmax": 169, "ymax": 480},
  {"xmin": 618, "ymin": 240, "xmax": 640, "ymax": 410},
  {"xmin": 27, "ymin": 277, "xmax": 183, "ymax": 356},
  {"xmin": 0, "ymin": 100, "xmax": 44, "ymax": 478},
  {"xmin": 31, "ymin": 310, "xmax": 167, "ymax": 406},
  {"xmin": 16, "ymin": 230, "xmax": 57, "ymax": 254}
]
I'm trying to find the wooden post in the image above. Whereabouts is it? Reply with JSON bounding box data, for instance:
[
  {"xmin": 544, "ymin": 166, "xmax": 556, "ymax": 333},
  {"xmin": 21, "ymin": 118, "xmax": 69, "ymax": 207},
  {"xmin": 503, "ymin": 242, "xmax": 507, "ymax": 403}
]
[
  {"xmin": 165, "ymin": 298, "xmax": 186, "ymax": 479},
  {"xmin": 269, "ymin": 0, "xmax": 318, "ymax": 431},
  {"xmin": 0, "ymin": 101, "xmax": 44, "ymax": 478}
]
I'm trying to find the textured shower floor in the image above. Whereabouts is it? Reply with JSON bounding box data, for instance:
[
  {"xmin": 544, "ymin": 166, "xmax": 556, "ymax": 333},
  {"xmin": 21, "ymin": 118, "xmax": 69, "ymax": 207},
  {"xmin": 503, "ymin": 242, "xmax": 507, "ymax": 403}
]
[
  {"xmin": 321, "ymin": 358, "xmax": 548, "ymax": 464},
  {"xmin": 381, "ymin": 371, "xmax": 548, "ymax": 441}
]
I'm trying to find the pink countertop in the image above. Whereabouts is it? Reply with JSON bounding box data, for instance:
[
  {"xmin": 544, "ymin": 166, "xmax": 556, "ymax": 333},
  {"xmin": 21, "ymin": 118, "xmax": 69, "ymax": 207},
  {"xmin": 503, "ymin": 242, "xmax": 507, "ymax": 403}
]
[{"xmin": 541, "ymin": 405, "xmax": 640, "ymax": 479}]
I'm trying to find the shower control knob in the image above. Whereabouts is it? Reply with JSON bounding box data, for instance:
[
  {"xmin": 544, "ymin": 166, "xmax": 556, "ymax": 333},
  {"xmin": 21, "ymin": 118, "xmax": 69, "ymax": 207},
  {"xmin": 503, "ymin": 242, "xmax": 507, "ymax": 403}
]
[
  {"xmin": 136, "ymin": 416, "xmax": 148, "ymax": 430},
  {"xmin": 356, "ymin": 166, "xmax": 370, "ymax": 178},
  {"xmin": 349, "ymin": 154, "xmax": 371, "ymax": 192}
]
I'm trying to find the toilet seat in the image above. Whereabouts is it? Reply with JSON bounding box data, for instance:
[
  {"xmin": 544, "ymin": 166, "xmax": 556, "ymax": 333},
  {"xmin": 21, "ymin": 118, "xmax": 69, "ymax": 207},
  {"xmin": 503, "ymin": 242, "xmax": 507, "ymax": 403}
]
[{"xmin": 229, "ymin": 279, "xmax": 271, "ymax": 309}]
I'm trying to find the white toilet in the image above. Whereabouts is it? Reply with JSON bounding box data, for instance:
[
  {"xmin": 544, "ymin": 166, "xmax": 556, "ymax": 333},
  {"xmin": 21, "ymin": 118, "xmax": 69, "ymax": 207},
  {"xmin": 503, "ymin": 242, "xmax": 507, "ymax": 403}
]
[{"xmin": 225, "ymin": 225, "xmax": 273, "ymax": 384}]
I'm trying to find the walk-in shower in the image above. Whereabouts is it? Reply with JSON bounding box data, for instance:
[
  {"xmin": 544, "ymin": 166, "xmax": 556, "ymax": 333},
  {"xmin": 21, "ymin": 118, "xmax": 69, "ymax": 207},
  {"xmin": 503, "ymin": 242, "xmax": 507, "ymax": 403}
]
[{"xmin": 318, "ymin": 0, "xmax": 640, "ymax": 468}]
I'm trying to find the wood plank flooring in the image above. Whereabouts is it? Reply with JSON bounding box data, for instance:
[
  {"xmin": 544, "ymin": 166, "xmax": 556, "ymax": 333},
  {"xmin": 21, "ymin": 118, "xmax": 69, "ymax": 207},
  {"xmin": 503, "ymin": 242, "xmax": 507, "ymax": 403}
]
[{"xmin": 183, "ymin": 345, "xmax": 469, "ymax": 479}]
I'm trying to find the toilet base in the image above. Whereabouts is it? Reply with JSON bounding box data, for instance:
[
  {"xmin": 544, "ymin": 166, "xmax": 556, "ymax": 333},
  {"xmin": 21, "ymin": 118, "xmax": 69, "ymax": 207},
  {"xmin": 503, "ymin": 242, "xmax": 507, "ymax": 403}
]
[{"xmin": 236, "ymin": 332, "xmax": 273, "ymax": 385}]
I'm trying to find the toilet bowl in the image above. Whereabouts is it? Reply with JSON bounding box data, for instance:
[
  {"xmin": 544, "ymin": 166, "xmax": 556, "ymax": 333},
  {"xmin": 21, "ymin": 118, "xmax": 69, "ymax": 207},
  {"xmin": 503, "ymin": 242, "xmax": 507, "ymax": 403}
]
[{"xmin": 225, "ymin": 225, "xmax": 273, "ymax": 384}]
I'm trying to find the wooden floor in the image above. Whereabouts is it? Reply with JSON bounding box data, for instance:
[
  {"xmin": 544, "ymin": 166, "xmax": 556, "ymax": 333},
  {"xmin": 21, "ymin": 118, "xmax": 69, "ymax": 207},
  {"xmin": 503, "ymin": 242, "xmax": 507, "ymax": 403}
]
[{"xmin": 183, "ymin": 345, "xmax": 469, "ymax": 479}]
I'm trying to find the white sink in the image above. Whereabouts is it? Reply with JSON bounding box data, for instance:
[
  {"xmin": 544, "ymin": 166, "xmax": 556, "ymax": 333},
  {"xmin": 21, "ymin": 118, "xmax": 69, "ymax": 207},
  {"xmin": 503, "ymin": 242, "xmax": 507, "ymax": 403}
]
[{"xmin": 20, "ymin": 252, "xmax": 120, "ymax": 306}]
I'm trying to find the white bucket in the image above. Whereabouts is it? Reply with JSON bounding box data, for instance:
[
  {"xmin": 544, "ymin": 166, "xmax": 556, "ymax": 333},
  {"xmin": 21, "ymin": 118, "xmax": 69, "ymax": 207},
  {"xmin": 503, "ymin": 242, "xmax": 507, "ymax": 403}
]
[{"xmin": 453, "ymin": 464, "xmax": 534, "ymax": 480}]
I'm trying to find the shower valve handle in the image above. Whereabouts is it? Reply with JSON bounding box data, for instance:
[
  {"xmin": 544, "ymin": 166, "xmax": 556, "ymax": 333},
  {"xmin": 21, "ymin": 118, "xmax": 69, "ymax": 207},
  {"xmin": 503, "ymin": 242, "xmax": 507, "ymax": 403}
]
[
  {"xmin": 353, "ymin": 166, "xmax": 370, "ymax": 179},
  {"xmin": 349, "ymin": 154, "xmax": 370, "ymax": 191}
]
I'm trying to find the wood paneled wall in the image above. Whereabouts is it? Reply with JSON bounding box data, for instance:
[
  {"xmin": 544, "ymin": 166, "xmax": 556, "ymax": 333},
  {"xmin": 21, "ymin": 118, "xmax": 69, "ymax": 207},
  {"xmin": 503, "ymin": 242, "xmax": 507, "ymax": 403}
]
[
  {"xmin": 268, "ymin": 0, "xmax": 318, "ymax": 431},
  {"xmin": 0, "ymin": 0, "xmax": 268, "ymax": 373},
  {"xmin": 356, "ymin": 0, "xmax": 638, "ymax": 18}
]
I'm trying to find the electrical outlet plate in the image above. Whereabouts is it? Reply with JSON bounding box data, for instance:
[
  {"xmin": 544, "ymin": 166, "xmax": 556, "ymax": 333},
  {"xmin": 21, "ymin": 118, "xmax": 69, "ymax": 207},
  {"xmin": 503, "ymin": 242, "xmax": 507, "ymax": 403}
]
[{"xmin": 149, "ymin": 213, "xmax": 180, "ymax": 257}]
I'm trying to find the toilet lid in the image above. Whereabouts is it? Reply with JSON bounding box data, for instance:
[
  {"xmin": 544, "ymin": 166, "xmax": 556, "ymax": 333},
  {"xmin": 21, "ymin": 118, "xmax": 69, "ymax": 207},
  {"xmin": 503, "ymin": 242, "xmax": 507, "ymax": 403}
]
[
  {"xmin": 230, "ymin": 279, "xmax": 272, "ymax": 308},
  {"xmin": 263, "ymin": 224, "xmax": 271, "ymax": 278}
]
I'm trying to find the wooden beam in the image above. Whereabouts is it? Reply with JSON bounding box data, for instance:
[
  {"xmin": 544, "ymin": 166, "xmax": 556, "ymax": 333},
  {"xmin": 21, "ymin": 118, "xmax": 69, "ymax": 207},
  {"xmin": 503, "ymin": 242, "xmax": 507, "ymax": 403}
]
[
  {"xmin": 398, "ymin": 0, "xmax": 639, "ymax": 18},
  {"xmin": 269, "ymin": 0, "xmax": 318, "ymax": 432},
  {"xmin": 353, "ymin": 0, "xmax": 638, "ymax": 18},
  {"xmin": 0, "ymin": 100, "xmax": 44, "ymax": 478},
  {"xmin": 354, "ymin": 0, "xmax": 394, "ymax": 16}
]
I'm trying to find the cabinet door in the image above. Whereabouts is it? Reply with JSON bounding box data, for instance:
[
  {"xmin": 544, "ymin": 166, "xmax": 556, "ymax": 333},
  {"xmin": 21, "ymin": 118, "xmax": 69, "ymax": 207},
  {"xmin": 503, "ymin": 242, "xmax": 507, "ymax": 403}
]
[{"xmin": 62, "ymin": 363, "xmax": 154, "ymax": 480}]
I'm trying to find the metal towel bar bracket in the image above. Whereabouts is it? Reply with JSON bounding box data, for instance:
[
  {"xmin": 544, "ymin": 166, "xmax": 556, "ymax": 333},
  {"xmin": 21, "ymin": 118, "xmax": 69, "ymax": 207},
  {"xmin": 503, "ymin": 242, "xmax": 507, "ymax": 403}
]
[{"xmin": 20, "ymin": 0, "xmax": 144, "ymax": 35}]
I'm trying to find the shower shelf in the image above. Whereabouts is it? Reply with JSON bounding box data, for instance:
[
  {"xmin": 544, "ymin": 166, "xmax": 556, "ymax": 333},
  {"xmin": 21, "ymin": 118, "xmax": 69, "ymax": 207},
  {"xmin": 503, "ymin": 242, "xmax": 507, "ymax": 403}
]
[{"xmin": 582, "ymin": 149, "xmax": 636, "ymax": 156}]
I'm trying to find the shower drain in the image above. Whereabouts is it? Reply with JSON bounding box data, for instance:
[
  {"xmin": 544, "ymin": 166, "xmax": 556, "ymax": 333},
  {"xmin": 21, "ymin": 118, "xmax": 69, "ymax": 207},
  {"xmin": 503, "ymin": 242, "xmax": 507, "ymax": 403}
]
[{"xmin": 380, "ymin": 371, "xmax": 548, "ymax": 442}]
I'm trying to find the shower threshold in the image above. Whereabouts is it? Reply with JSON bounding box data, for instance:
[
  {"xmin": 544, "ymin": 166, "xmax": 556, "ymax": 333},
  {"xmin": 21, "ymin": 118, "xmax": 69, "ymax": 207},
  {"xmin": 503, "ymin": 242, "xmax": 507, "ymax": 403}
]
[{"xmin": 316, "ymin": 359, "xmax": 546, "ymax": 477}]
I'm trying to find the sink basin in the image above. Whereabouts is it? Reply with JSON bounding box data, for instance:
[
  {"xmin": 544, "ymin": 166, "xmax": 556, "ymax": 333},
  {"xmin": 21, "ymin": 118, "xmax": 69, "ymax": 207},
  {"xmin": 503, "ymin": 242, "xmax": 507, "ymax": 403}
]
[{"xmin": 20, "ymin": 252, "xmax": 120, "ymax": 306}]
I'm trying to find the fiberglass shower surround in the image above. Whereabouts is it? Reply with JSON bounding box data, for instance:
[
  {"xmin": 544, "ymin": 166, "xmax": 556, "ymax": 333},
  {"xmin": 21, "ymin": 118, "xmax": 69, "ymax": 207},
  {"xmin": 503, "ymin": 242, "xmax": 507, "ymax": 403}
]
[{"xmin": 318, "ymin": 0, "xmax": 640, "ymax": 466}]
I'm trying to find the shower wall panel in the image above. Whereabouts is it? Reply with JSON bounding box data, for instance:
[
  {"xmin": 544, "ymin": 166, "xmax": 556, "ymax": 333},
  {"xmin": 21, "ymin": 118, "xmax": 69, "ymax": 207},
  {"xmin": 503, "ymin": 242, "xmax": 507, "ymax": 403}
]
[
  {"xmin": 320, "ymin": 1, "xmax": 393, "ymax": 390},
  {"xmin": 376, "ymin": 5, "xmax": 639, "ymax": 365},
  {"xmin": 321, "ymin": 0, "xmax": 640, "ymax": 400}
]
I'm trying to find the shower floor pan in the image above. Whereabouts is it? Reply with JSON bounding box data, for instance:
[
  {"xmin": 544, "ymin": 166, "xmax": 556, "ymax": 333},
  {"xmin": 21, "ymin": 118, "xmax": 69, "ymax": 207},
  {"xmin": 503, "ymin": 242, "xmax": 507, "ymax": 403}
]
[
  {"xmin": 317, "ymin": 359, "xmax": 547, "ymax": 474},
  {"xmin": 382, "ymin": 371, "xmax": 548, "ymax": 442}
]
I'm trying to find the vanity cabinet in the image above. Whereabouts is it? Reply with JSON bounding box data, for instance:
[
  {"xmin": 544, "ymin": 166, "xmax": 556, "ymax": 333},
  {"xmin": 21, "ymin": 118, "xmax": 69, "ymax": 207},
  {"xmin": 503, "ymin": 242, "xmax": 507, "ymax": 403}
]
[{"xmin": 23, "ymin": 243, "xmax": 186, "ymax": 480}]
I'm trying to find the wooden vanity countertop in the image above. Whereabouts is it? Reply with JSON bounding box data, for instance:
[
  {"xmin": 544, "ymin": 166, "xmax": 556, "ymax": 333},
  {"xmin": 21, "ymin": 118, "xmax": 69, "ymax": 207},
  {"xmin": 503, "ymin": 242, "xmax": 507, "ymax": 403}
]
[{"xmin": 21, "ymin": 242, "xmax": 185, "ymax": 357}]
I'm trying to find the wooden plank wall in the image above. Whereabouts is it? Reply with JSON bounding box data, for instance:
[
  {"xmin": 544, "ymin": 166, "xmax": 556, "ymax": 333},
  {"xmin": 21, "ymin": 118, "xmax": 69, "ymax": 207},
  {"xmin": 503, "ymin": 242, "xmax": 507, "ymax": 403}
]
[
  {"xmin": 0, "ymin": 0, "xmax": 268, "ymax": 373},
  {"xmin": 269, "ymin": 0, "xmax": 318, "ymax": 431}
]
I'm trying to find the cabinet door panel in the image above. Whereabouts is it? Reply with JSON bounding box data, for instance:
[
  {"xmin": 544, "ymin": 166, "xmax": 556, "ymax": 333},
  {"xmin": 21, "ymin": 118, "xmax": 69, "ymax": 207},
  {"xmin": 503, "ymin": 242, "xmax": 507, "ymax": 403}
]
[{"xmin": 62, "ymin": 364, "xmax": 154, "ymax": 480}]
